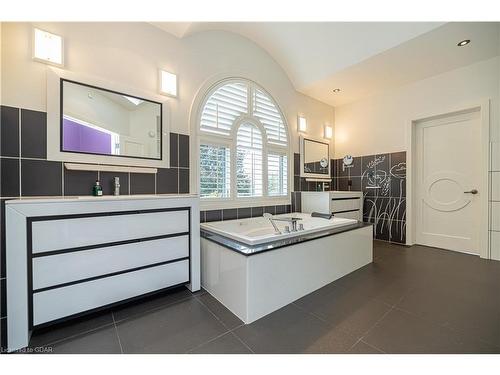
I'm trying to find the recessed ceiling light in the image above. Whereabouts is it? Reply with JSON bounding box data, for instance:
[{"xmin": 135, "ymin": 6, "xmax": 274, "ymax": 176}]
[
  {"xmin": 457, "ymin": 39, "xmax": 471, "ymax": 47},
  {"xmin": 332, "ymin": 88, "xmax": 341, "ymax": 93}
]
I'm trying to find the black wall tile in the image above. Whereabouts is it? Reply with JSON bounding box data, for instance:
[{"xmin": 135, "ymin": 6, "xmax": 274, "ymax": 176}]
[
  {"xmin": 1, "ymin": 106, "xmax": 20, "ymax": 157},
  {"xmin": 390, "ymin": 220, "xmax": 406, "ymax": 244},
  {"xmin": 251, "ymin": 206, "xmax": 264, "ymax": 218},
  {"xmin": 130, "ymin": 173, "xmax": 155, "ymax": 194},
  {"xmin": 64, "ymin": 169, "xmax": 98, "ymax": 196},
  {"xmin": 361, "ymin": 154, "xmax": 376, "ymax": 176},
  {"xmin": 178, "ymin": 134, "xmax": 189, "ymax": 168},
  {"xmin": 1, "ymin": 158, "xmax": 20, "ymax": 197},
  {"xmin": 349, "ymin": 157, "xmax": 362, "ymax": 177},
  {"xmin": 293, "ymin": 176, "xmax": 300, "ymax": 192},
  {"xmin": 390, "ymin": 151, "xmax": 406, "ymax": 171},
  {"xmin": 21, "ymin": 109, "xmax": 47, "ymax": 159},
  {"xmin": 264, "ymin": 206, "xmax": 275, "ymax": 215},
  {"xmin": 222, "ymin": 208, "xmax": 237, "ymax": 221},
  {"xmin": 21, "ymin": 159, "xmax": 62, "ymax": 196},
  {"xmin": 238, "ymin": 207, "xmax": 252, "ymax": 219},
  {"xmin": 200, "ymin": 211, "xmax": 206, "ymax": 223},
  {"xmin": 337, "ymin": 177, "xmax": 349, "ymax": 191},
  {"xmin": 350, "ymin": 176, "xmax": 361, "ymax": 191},
  {"xmin": 0, "ymin": 278, "xmax": 5, "ymax": 317},
  {"xmin": 205, "ymin": 210, "xmax": 222, "ymax": 222},
  {"xmin": 169, "ymin": 133, "xmax": 178, "ymax": 167},
  {"xmin": 156, "ymin": 168, "xmax": 178, "ymax": 194},
  {"xmin": 375, "ymin": 219, "xmax": 390, "ymax": 241},
  {"xmin": 391, "ymin": 176, "xmax": 406, "ymax": 198},
  {"xmin": 1, "ymin": 317, "xmax": 6, "ymax": 350},
  {"xmin": 374, "ymin": 154, "xmax": 389, "ymax": 173},
  {"xmin": 294, "ymin": 153, "xmax": 300, "ymax": 175},
  {"xmin": 179, "ymin": 168, "xmax": 189, "ymax": 194},
  {"xmin": 101, "ymin": 172, "xmax": 129, "ymax": 195}
]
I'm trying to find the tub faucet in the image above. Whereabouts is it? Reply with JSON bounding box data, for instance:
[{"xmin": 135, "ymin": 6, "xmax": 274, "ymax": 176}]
[
  {"xmin": 271, "ymin": 216, "xmax": 303, "ymax": 232},
  {"xmin": 114, "ymin": 177, "xmax": 120, "ymax": 196},
  {"xmin": 263, "ymin": 213, "xmax": 282, "ymax": 235}
]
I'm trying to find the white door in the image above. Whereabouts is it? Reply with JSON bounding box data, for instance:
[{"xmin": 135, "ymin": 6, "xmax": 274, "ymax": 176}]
[{"xmin": 415, "ymin": 109, "xmax": 481, "ymax": 254}]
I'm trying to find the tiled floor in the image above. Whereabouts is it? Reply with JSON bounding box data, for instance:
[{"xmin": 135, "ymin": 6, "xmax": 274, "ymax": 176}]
[{"xmin": 22, "ymin": 241, "xmax": 500, "ymax": 354}]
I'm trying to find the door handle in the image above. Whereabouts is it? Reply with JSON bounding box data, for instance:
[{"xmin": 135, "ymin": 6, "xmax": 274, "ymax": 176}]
[{"xmin": 464, "ymin": 189, "xmax": 478, "ymax": 194}]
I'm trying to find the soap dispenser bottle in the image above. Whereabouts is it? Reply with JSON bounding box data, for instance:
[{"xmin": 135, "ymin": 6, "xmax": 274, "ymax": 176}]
[{"xmin": 92, "ymin": 180, "xmax": 103, "ymax": 196}]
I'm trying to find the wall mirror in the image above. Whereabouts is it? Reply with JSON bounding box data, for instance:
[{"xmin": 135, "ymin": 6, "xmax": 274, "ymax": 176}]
[
  {"xmin": 47, "ymin": 68, "xmax": 170, "ymax": 168},
  {"xmin": 300, "ymin": 136, "xmax": 331, "ymax": 179},
  {"xmin": 61, "ymin": 79, "xmax": 162, "ymax": 160}
]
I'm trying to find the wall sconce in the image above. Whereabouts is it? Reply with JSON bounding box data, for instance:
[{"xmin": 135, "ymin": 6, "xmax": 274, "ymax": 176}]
[
  {"xmin": 297, "ymin": 116, "xmax": 307, "ymax": 133},
  {"xmin": 324, "ymin": 124, "xmax": 333, "ymax": 139},
  {"xmin": 32, "ymin": 27, "xmax": 64, "ymax": 66},
  {"xmin": 159, "ymin": 69, "xmax": 178, "ymax": 97}
]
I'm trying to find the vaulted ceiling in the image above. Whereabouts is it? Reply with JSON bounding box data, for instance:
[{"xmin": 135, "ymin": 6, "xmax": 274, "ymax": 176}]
[{"xmin": 151, "ymin": 22, "xmax": 500, "ymax": 106}]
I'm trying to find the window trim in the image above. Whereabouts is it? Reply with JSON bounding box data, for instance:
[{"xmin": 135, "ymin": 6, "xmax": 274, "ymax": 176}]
[{"xmin": 193, "ymin": 77, "xmax": 291, "ymax": 210}]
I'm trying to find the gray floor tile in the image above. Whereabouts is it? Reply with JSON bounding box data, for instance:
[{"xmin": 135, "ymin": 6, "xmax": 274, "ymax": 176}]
[
  {"xmin": 189, "ymin": 332, "xmax": 252, "ymax": 354},
  {"xmin": 364, "ymin": 308, "xmax": 499, "ymax": 354},
  {"xmin": 296, "ymin": 283, "xmax": 392, "ymax": 339},
  {"xmin": 233, "ymin": 304, "xmax": 358, "ymax": 354},
  {"xmin": 112, "ymin": 286, "xmax": 195, "ymax": 322},
  {"xmin": 35, "ymin": 326, "xmax": 121, "ymax": 354},
  {"xmin": 348, "ymin": 340, "xmax": 384, "ymax": 354},
  {"xmin": 29, "ymin": 312, "xmax": 114, "ymax": 347},
  {"xmin": 196, "ymin": 292, "xmax": 243, "ymax": 330},
  {"xmin": 116, "ymin": 298, "xmax": 227, "ymax": 353}
]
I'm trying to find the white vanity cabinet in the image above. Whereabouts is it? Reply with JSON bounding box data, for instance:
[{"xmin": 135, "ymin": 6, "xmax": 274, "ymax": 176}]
[
  {"xmin": 301, "ymin": 191, "xmax": 364, "ymax": 221},
  {"xmin": 5, "ymin": 195, "xmax": 200, "ymax": 352}
]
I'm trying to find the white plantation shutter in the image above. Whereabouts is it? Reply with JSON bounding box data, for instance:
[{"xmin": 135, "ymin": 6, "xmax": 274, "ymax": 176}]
[
  {"xmin": 199, "ymin": 144, "xmax": 231, "ymax": 198},
  {"xmin": 268, "ymin": 153, "xmax": 288, "ymax": 196},
  {"xmin": 200, "ymin": 82, "xmax": 248, "ymax": 135},
  {"xmin": 253, "ymin": 88, "xmax": 287, "ymax": 146},
  {"xmin": 199, "ymin": 79, "xmax": 288, "ymax": 200},
  {"xmin": 236, "ymin": 123, "xmax": 263, "ymax": 197}
]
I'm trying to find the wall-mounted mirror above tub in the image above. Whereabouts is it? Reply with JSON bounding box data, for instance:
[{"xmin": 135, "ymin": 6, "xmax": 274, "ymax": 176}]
[
  {"xmin": 300, "ymin": 135, "xmax": 331, "ymax": 179},
  {"xmin": 47, "ymin": 68, "xmax": 170, "ymax": 168}
]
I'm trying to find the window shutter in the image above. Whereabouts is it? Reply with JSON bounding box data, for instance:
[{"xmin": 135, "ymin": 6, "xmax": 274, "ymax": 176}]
[
  {"xmin": 268, "ymin": 153, "xmax": 288, "ymax": 196},
  {"xmin": 200, "ymin": 82, "xmax": 248, "ymax": 135},
  {"xmin": 199, "ymin": 144, "xmax": 231, "ymax": 198},
  {"xmin": 252, "ymin": 88, "xmax": 287, "ymax": 146},
  {"xmin": 236, "ymin": 123, "xmax": 263, "ymax": 197}
]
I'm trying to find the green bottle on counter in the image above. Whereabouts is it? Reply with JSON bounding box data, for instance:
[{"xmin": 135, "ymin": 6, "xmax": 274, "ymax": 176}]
[{"xmin": 92, "ymin": 180, "xmax": 103, "ymax": 196}]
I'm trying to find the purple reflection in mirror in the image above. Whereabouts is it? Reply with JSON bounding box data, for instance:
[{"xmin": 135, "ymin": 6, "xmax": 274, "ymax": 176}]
[{"xmin": 63, "ymin": 117, "xmax": 112, "ymax": 155}]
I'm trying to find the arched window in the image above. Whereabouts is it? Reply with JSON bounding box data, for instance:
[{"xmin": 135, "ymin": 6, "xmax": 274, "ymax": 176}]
[{"xmin": 198, "ymin": 79, "xmax": 288, "ymax": 201}]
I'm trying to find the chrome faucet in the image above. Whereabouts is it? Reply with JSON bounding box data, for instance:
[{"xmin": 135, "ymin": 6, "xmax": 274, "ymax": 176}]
[
  {"xmin": 263, "ymin": 213, "xmax": 304, "ymax": 233},
  {"xmin": 114, "ymin": 177, "xmax": 120, "ymax": 196},
  {"xmin": 263, "ymin": 213, "xmax": 282, "ymax": 234}
]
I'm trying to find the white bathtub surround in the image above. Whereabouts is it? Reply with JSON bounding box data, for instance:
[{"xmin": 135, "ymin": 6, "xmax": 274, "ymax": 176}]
[
  {"xmin": 201, "ymin": 215, "xmax": 372, "ymax": 324},
  {"xmin": 201, "ymin": 212, "xmax": 357, "ymax": 246},
  {"xmin": 5, "ymin": 194, "xmax": 200, "ymax": 352}
]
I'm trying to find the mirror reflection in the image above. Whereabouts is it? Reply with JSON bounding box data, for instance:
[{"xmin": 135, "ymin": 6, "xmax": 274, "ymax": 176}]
[
  {"xmin": 304, "ymin": 138, "xmax": 329, "ymax": 174},
  {"xmin": 61, "ymin": 79, "xmax": 162, "ymax": 160}
]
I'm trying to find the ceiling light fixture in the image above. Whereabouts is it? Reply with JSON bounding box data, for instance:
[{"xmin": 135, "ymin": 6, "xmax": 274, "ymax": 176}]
[
  {"xmin": 332, "ymin": 88, "xmax": 341, "ymax": 93},
  {"xmin": 457, "ymin": 39, "xmax": 471, "ymax": 47}
]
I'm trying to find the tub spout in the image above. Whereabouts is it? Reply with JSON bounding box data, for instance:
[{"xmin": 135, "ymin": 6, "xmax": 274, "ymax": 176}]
[{"xmin": 263, "ymin": 213, "xmax": 282, "ymax": 235}]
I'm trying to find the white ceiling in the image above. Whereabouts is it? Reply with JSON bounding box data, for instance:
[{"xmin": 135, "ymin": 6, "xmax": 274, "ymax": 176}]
[{"xmin": 151, "ymin": 22, "xmax": 500, "ymax": 106}]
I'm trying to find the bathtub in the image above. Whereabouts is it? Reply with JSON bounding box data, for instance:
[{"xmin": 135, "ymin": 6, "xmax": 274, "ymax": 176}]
[
  {"xmin": 201, "ymin": 212, "xmax": 357, "ymax": 246},
  {"xmin": 200, "ymin": 212, "xmax": 373, "ymax": 324}
]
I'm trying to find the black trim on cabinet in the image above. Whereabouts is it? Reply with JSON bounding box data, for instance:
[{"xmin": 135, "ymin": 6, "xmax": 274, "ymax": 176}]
[
  {"xmin": 332, "ymin": 209, "xmax": 360, "ymax": 214},
  {"xmin": 26, "ymin": 207, "xmax": 191, "ymax": 330},
  {"xmin": 331, "ymin": 197, "xmax": 361, "ymax": 201},
  {"xmin": 32, "ymin": 232, "xmax": 190, "ymax": 258},
  {"xmin": 33, "ymin": 257, "xmax": 189, "ymax": 293}
]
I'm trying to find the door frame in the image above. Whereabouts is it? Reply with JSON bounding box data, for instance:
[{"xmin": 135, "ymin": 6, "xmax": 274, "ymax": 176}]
[{"xmin": 405, "ymin": 99, "xmax": 490, "ymax": 259}]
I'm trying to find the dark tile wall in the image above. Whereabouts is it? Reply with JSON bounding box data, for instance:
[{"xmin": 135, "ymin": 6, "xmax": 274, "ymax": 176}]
[
  {"xmin": 0, "ymin": 105, "xmax": 191, "ymax": 351},
  {"xmin": 332, "ymin": 152, "xmax": 407, "ymax": 244},
  {"xmin": 292, "ymin": 151, "xmax": 407, "ymax": 245},
  {"xmin": 201, "ymin": 204, "xmax": 292, "ymax": 223}
]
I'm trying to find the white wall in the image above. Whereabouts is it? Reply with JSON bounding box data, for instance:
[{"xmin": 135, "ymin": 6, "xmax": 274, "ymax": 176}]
[
  {"xmin": 1, "ymin": 22, "xmax": 334, "ymax": 152},
  {"xmin": 334, "ymin": 56, "xmax": 500, "ymax": 157},
  {"xmin": 334, "ymin": 56, "xmax": 500, "ymax": 259}
]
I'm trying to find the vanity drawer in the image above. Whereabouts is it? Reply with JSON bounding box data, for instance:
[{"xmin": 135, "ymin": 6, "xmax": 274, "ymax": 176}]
[
  {"xmin": 334, "ymin": 211, "xmax": 360, "ymax": 220},
  {"xmin": 32, "ymin": 235, "xmax": 189, "ymax": 290},
  {"xmin": 32, "ymin": 259, "xmax": 189, "ymax": 326},
  {"xmin": 31, "ymin": 209, "xmax": 189, "ymax": 254},
  {"xmin": 330, "ymin": 198, "xmax": 361, "ymax": 213}
]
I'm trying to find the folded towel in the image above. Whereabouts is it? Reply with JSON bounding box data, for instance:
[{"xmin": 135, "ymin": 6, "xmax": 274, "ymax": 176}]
[{"xmin": 311, "ymin": 212, "xmax": 333, "ymax": 220}]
